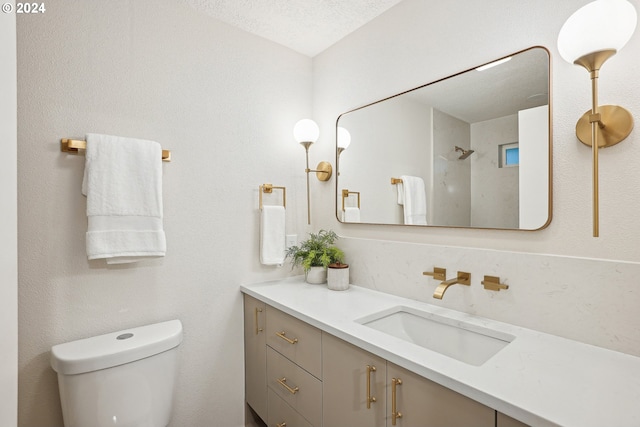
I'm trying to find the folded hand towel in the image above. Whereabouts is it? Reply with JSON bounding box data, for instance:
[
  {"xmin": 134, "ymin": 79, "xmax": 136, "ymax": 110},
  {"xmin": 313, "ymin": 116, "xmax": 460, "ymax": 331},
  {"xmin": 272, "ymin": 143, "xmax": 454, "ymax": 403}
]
[
  {"xmin": 400, "ymin": 175, "xmax": 427, "ymax": 225},
  {"xmin": 397, "ymin": 183, "xmax": 405, "ymax": 205},
  {"xmin": 260, "ymin": 205, "xmax": 285, "ymax": 266},
  {"xmin": 342, "ymin": 207, "xmax": 361, "ymax": 222},
  {"xmin": 82, "ymin": 133, "xmax": 166, "ymax": 263}
]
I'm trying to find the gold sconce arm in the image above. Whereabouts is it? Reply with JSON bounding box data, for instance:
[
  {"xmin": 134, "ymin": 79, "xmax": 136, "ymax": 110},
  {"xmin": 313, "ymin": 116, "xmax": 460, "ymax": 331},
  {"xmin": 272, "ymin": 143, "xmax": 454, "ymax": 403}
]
[
  {"xmin": 572, "ymin": 50, "xmax": 634, "ymax": 237},
  {"xmin": 299, "ymin": 138, "xmax": 332, "ymax": 224}
]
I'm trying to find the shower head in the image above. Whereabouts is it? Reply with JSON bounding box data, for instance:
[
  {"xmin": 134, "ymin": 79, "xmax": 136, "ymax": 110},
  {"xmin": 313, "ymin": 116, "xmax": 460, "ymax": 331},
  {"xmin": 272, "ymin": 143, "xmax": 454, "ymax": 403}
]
[{"xmin": 455, "ymin": 146, "xmax": 475, "ymax": 160}]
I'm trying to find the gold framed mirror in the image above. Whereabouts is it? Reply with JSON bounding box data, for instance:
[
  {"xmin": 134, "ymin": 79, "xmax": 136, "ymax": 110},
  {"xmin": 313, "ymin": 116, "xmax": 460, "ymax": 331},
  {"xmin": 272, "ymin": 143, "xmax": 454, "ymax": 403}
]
[{"xmin": 336, "ymin": 46, "xmax": 551, "ymax": 230}]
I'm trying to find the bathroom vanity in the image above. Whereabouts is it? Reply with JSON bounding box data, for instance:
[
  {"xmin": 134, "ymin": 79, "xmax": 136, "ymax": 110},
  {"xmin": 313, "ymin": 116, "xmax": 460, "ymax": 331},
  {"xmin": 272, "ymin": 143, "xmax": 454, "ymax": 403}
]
[{"xmin": 242, "ymin": 277, "xmax": 640, "ymax": 427}]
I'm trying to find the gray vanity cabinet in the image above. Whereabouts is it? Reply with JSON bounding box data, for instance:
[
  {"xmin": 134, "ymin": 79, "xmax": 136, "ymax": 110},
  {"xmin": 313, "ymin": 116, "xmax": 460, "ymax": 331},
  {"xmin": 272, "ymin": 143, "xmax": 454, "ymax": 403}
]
[
  {"xmin": 243, "ymin": 294, "xmax": 267, "ymax": 421},
  {"xmin": 322, "ymin": 332, "xmax": 494, "ymax": 427},
  {"xmin": 322, "ymin": 332, "xmax": 387, "ymax": 427},
  {"xmin": 386, "ymin": 362, "xmax": 494, "ymax": 427},
  {"xmin": 244, "ymin": 296, "xmax": 528, "ymax": 427},
  {"xmin": 497, "ymin": 412, "xmax": 530, "ymax": 427}
]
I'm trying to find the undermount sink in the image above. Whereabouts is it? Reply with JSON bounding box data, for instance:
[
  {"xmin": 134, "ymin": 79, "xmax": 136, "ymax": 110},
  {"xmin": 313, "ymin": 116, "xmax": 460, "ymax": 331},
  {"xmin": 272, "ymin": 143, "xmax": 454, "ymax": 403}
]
[{"xmin": 356, "ymin": 306, "xmax": 514, "ymax": 366}]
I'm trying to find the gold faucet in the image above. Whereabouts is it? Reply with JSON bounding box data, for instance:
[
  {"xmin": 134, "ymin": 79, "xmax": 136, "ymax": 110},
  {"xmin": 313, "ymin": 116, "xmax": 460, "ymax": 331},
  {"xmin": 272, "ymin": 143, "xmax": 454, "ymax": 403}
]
[{"xmin": 432, "ymin": 271, "xmax": 471, "ymax": 299}]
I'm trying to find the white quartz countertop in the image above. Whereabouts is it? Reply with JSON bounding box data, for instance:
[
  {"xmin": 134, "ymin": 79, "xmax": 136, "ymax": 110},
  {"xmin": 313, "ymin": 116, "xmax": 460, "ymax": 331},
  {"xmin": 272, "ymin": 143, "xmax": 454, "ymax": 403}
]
[{"xmin": 241, "ymin": 277, "xmax": 640, "ymax": 427}]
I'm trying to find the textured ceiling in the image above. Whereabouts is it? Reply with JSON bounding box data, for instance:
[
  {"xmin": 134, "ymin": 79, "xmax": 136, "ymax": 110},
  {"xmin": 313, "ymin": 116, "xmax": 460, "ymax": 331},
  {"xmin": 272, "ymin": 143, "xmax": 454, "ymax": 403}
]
[{"xmin": 181, "ymin": 0, "xmax": 403, "ymax": 57}]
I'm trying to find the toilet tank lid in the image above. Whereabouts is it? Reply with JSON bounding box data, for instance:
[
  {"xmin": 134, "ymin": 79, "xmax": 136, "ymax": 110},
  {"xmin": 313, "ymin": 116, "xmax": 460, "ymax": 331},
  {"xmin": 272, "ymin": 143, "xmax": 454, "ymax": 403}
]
[{"xmin": 50, "ymin": 319, "xmax": 183, "ymax": 375}]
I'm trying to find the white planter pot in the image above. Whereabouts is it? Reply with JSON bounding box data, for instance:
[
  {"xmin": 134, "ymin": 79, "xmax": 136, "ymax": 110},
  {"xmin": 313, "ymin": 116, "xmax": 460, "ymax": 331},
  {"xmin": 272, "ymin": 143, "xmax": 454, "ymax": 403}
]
[
  {"xmin": 327, "ymin": 264, "xmax": 349, "ymax": 291},
  {"xmin": 305, "ymin": 266, "xmax": 327, "ymax": 284}
]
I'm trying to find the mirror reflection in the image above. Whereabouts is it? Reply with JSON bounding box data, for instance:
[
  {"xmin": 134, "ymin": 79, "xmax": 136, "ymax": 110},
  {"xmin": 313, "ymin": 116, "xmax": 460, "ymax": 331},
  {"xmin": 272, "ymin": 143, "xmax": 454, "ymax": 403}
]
[{"xmin": 336, "ymin": 46, "xmax": 551, "ymax": 230}]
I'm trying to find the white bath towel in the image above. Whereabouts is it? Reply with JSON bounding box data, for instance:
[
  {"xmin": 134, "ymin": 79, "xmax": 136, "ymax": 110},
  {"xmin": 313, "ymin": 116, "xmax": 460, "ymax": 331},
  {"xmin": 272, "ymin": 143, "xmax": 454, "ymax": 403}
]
[
  {"xmin": 400, "ymin": 175, "xmax": 427, "ymax": 225},
  {"xmin": 260, "ymin": 205, "xmax": 285, "ymax": 266},
  {"xmin": 82, "ymin": 133, "xmax": 166, "ymax": 263},
  {"xmin": 342, "ymin": 207, "xmax": 361, "ymax": 222}
]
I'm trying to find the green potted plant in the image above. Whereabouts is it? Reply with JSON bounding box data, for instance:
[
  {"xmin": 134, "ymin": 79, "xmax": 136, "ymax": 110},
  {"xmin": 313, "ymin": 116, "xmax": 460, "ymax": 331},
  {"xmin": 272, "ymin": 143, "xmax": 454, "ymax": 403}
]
[{"xmin": 285, "ymin": 230, "xmax": 345, "ymax": 284}]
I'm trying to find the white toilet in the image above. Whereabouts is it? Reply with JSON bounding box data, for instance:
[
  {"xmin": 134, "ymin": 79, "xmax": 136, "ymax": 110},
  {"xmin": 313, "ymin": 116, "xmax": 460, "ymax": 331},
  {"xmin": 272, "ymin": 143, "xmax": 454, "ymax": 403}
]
[{"xmin": 50, "ymin": 319, "xmax": 183, "ymax": 427}]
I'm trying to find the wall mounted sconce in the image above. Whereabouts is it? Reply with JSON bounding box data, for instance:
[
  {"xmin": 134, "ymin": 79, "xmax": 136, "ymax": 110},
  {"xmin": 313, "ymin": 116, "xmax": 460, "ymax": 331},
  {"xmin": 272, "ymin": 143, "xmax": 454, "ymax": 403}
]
[
  {"xmin": 557, "ymin": 0, "xmax": 637, "ymax": 237},
  {"xmin": 337, "ymin": 126, "xmax": 351, "ymax": 156},
  {"xmin": 336, "ymin": 126, "xmax": 351, "ymax": 177},
  {"xmin": 294, "ymin": 119, "xmax": 332, "ymax": 224}
]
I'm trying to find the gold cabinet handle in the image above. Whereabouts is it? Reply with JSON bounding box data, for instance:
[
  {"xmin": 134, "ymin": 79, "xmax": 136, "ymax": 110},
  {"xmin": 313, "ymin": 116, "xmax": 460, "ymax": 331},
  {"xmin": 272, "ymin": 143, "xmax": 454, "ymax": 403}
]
[
  {"xmin": 366, "ymin": 365, "xmax": 377, "ymax": 409},
  {"xmin": 392, "ymin": 378, "xmax": 403, "ymax": 426},
  {"xmin": 276, "ymin": 423, "xmax": 286, "ymax": 427},
  {"xmin": 254, "ymin": 307, "xmax": 263, "ymax": 335},
  {"xmin": 276, "ymin": 331, "xmax": 298, "ymax": 345},
  {"xmin": 277, "ymin": 377, "xmax": 299, "ymax": 395}
]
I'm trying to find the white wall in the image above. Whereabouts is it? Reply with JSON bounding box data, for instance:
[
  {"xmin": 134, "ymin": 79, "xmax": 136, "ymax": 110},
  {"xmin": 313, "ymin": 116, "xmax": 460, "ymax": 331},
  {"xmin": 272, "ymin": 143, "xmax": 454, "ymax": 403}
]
[
  {"xmin": 1, "ymin": 6, "xmax": 18, "ymax": 427},
  {"xmin": 338, "ymin": 96, "xmax": 431, "ymax": 224},
  {"xmin": 313, "ymin": 0, "xmax": 640, "ymax": 261},
  {"xmin": 17, "ymin": 0, "xmax": 311, "ymax": 425},
  {"xmin": 313, "ymin": 0, "xmax": 640, "ymax": 355}
]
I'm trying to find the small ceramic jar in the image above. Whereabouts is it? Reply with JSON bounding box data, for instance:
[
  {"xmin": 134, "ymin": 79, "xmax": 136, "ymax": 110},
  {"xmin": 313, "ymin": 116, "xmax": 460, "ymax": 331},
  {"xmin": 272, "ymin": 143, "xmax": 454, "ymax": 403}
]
[{"xmin": 327, "ymin": 263, "xmax": 349, "ymax": 291}]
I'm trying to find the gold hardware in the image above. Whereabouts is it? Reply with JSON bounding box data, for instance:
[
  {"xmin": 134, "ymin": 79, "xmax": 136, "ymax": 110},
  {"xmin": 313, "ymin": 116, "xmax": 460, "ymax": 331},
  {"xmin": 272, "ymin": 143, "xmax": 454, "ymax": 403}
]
[
  {"xmin": 341, "ymin": 189, "xmax": 361, "ymax": 211},
  {"xmin": 366, "ymin": 365, "xmax": 377, "ymax": 409},
  {"xmin": 276, "ymin": 331, "xmax": 298, "ymax": 345},
  {"xmin": 482, "ymin": 275, "xmax": 509, "ymax": 292},
  {"xmin": 276, "ymin": 423, "xmax": 286, "ymax": 427},
  {"xmin": 259, "ymin": 184, "xmax": 286, "ymax": 209},
  {"xmin": 390, "ymin": 177, "xmax": 403, "ymax": 185},
  {"xmin": 254, "ymin": 307, "xmax": 263, "ymax": 335},
  {"xmin": 391, "ymin": 377, "xmax": 403, "ymax": 426},
  {"xmin": 61, "ymin": 138, "xmax": 172, "ymax": 162},
  {"xmin": 433, "ymin": 271, "xmax": 471, "ymax": 300},
  {"xmin": 570, "ymin": 49, "xmax": 634, "ymax": 237},
  {"xmin": 277, "ymin": 377, "xmax": 299, "ymax": 395},
  {"xmin": 314, "ymin": 161, "xmax": 333, "ymax": 181},
  {"xmin": 300, "ymin": 140, "xmax": 333, "ymax": 224},
  {"xmin": 423, "ymin": 267, "xmax": 446, "ymax": 282}
]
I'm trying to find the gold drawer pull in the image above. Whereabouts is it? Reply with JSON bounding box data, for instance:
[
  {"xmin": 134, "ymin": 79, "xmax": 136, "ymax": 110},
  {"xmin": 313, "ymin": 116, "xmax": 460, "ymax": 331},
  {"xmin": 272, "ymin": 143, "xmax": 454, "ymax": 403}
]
[
  {"xmin": 254, "ymin": 307, "xmax": 263, "ymax": 335},
  {"xmin": 392, "ymin": 377, "xmax": 403, "ymax": 425},
  {"xmin": 276, "ymin": 423, "xmax": 286, "ymax": 427},
  {"xmin": 277, "ymin": 377, "xmax": 299, "ymax": 395},
  {"xmin": 366, "ymin": 365, "xmax": 377, "ymax": 409},
  {"xmin": 276, "ymin": 331, "xmax": 298, "ymax": 345}
]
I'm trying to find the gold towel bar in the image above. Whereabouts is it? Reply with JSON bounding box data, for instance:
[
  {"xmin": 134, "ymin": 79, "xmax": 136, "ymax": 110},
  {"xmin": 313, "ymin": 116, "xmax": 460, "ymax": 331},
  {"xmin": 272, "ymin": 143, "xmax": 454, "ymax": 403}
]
[
  {"xmin": 61, "ymin": 138, "xmax": 172, "ymax": 162},
  {"xmin": 259, "ymin": 184, "xmax": 286, "ymax": 209},
  {"xmin": 341, "ymin": 189, "xmax": 361, "ymax": 211},
  {"xmin": 391, "ymin": 177, "xmax": 403, "ymax": 185}
]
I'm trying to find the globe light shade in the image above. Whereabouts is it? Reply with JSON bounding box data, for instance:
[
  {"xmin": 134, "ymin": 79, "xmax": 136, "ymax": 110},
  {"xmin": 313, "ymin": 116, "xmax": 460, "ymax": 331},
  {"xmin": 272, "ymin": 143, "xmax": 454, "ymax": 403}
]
[
  {"xmin": 557, "ymin": 0, "xmax": 637, "ymax": 64},
  {"xmin": 337, "ymin": 127, "xmax": 351, "ymax": 150},
  {"xmin": 293, "ymin": 119, "xmax": 320, "ymax": 144}
]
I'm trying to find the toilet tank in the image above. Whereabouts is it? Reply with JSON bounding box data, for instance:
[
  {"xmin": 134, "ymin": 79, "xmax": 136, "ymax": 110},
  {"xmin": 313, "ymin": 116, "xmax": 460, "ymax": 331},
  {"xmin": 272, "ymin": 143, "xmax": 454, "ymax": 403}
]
[{"xmin": 51, "ymin": 320, "xmax": 183, "ymax": 427}]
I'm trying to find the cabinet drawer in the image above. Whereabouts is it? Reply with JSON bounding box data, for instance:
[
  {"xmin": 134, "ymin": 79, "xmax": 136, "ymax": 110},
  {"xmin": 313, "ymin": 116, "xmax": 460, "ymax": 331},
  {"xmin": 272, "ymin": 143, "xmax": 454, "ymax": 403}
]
[
  {"xmin": 266, "ymin": 307, "xmax": 322, "ymax": 379},
  {"xmin": 267, "ymin": 347, "xmax": 322, "ymax": 427},
  {"xmin": 268, "ymin": 388, "xmax": 313, "ymax": 427}
]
